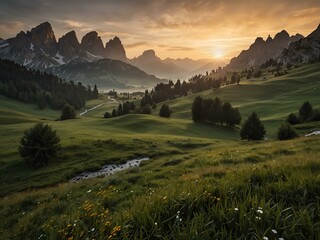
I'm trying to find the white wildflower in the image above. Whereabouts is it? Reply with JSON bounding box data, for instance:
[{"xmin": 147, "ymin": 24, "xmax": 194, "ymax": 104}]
[{"xmin": 272, "ymin": 229, "xmax": 277, "ymax": 234}]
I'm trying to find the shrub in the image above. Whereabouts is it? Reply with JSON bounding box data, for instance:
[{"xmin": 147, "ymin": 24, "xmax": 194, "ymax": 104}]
[
  {"xmin": 60, "ymin": 103, "xmax": 76, "ymax": 120},
  {"xmin": 240, "ymin": 112, "xmax": 266, "ymax": 141},
  {"xmin": 159, "ymin": 104, "xmax": 172, "ymax": 118},
  {"xmin": 286, "ymin": 113, "xmax": 300, "ymax": 125},
  {"xmin": 277, "ymin": 123, "xmax": 299, "ymax": 140},
  {"xmin": 19, "ymin": 123, "xmax": 61, "ymax": 167}
]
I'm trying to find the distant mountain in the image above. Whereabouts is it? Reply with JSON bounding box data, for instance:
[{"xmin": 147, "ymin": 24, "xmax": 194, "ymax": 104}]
[
  {"xmin": 279, "ymin": 24, "xmax": 320, "ymax": 64},
  {"xmin": 0, "ymin": 22, "xmax": 165, "ymax": 88},
  {"xmin": 131, "ymin": 50, "xmax": 227, "ymax": 80},
  {"xmin": 226, "ymin": 30, "xmax": 303, "ymax": 70},
  {"xmin": 48, "ymin": 58, "xmax": 165, "ymax": 88},
  {"xmin": 131, "ymin": 50, "xmax": 185, "ymax": 79}
]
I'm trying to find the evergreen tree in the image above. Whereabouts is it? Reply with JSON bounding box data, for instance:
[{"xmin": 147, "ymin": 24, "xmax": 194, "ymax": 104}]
[
  {"xmin": 19, "ymin": 123, "xmax": 61, "ymax": 168},
  {"xmin": 112, "ymin": 109, "xmax": 117, "ymax": 117},
  {"xmin": 117, "ymin": 103, "xmax": 123, "ymax": 116},
  {"xmin": 299, "ymin": 101, "xmax": 313, "ymax": 122},
  {"xmin": 159, "ymin": 104, "xmax": 172, "ymax": 118},
  {"xmin": 60, "ymin": 103, "xmax": 76, "ymax": 120},
  {"xmin": 93, "ymin": 84, "xmax": 99, "ymax": 99},
  {"xmin": 277, "ymin": 123, "xmax": 299, "ymax": 140},
  {"xmin": 192, "ymin": 96, "xmax": 203, "ymax": 123},
  {"xmin": 240, "ymin": 112, "xmax": 266, "ymax": 141}
]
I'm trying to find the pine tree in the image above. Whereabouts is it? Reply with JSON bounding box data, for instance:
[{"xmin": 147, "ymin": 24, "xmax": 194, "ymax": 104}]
[
  {"xmin": 299, "ymin": 101, "xmax": 313, "ymax": 122},
  {"xmin": 19, "ymin": 123, "xmax": 61, "ymax": 168},
  {"xmin": 240, "ymin": 112, "xmax": 266, "ymax": 140},
  {"xmin": 159, "ymin": 104, "xmax": 172, "ymax": 118},
  {"xmin": 192, "ymin": 96, "xmax": 203, "ymax": 123}
]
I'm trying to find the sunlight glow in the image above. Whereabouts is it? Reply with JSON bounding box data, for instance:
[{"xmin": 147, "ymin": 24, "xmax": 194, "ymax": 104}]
[{"xmin": 213, "ymin": 49, "xmax": 224, "ymax": 59}]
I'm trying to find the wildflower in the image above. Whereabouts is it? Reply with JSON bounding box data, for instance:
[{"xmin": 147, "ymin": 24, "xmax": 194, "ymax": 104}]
[
  {"xmin": 278, "ymin": 238, "xmax": 284, "ymax": 240},
  {"xmin": 263, "ymin": 237, "xmax": 268, "ymax": 240},
  {"xmin": 257, "ymin": 209, "xmax": 263, "ymax": 214},
  {"xmin": 87, "ymin": 189, "xmax": 92, "ymax": 193},
  {"xmin": 155, "ymin": 222, "xmax": 158, "ymax": 226},
  {"xmin": 255, "ymin": 216, "xmax": 261, "ymax": 220},
  {"xmin": 272, "ymin": 229, "xmax": 277, "ymax": 234},
  {"xmin": 234, "ymin": 208, "xmax": 239, "ymax": 211},
  {"xmin": 91, "ymin": 228, "xmax": 95, "ymax": 232}
]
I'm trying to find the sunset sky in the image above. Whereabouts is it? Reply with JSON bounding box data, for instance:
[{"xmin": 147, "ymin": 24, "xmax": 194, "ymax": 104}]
[{"xmin": 0, "ymin": 0, "xmax": 319, "ymax": 60}]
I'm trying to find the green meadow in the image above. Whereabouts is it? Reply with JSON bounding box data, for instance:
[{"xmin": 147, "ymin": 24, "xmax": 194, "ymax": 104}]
[{"xmin": 0, "ymin": 62, "xmax": 320, "ymax": 239}]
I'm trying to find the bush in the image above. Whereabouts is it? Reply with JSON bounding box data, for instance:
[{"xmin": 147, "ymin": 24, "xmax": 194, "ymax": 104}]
[
  {"xmin": 159, "ymin": 104, "xmax": 172, "ymax": 118},
  {"xmin": 104, "ymin": 112, "xmax": 111, "ymax": 118},
  {"xmin": 240, "ymin": 112, "xmax": 266, "ymax": 141},
  {"xmin": 60, "ymin": 103, "xmax": 76, "ymax": 120},
  {"xmin": 19, "ymin": 123, "xmax": 61, "ymax": 167},
  {"xmin": 277, "ymin": 123, "xmax": 299, "ymax": 140},
  {"xmin": 286, "ymin": 113, "xmax": 300, "ymax": 125}
]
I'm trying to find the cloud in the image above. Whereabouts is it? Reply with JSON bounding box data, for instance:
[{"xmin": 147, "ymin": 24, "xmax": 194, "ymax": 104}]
[
  {"xmin": 0, "ymin": 0, "xmax": 319, "ymax": 59},
  {"xmin": 125, "ymin": 42, "xmax": 148, "ymax": 49}
]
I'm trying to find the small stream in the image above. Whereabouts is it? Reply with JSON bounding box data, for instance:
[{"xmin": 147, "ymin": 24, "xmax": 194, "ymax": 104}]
[
  {"xmin": 71, "ymin": 157, "xmax": 150, "ymax": 182},
  {"xmin": 305, "ymin": 131, "xmax": 320, "ymax": 137}
]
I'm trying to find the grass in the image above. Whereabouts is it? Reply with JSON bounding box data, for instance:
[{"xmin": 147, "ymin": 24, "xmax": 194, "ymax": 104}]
[
  {"xmin": 0, "ymin": 136, "xmax": 319, "ymax": 239},
  {"xmin": 0, "ymin": 62, "xmax": 320, "ymax": 239}
]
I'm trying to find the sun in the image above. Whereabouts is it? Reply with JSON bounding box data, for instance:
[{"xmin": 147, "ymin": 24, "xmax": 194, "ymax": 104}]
[{"xmin": 213, "ymin": 49, "xmax": 224, "ymax": 59}]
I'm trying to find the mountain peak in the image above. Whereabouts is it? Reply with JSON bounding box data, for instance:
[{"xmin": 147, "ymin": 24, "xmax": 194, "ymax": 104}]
[
  {"xmin": 274, "ymin": 30, "xmax": 290, "ymax": 41},
  {"xmin": 27, "ymin": 21, "xmax": 57, "ymax": 54},
  {"xmin": 308, "ymin": 23, "xmax": 320, "ymax": 39},
  {"xmin": 254, "ymin": 37, "xmax": 265, "ymax": 45},
  {"xmin": 142, "ymin": 49, "xmax": 156, "ymax": 58},
  {"xmin": 81, "ymin": 31, "xmax": 104, "ymax": 56},
  {"xmin": 105, "ymin": 36, "xmax": 127, "ymax": 61},
  {"xmin": 58, "ymin": 31, "xmax": 80, "ymax": 58},
  {"xmin": 266, "ymin": 35, "xmax": 273, "ymax": 43}
]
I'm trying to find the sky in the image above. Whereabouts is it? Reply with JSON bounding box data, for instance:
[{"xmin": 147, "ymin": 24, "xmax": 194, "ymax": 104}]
[{"xmin": 0, "ymin": 0, "xmax": 319, "ymax": 60}]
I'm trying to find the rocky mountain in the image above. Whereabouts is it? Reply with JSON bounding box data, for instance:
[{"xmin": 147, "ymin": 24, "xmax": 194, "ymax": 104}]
[
  {"xmin": 131, "ymin": 49, "xmax": 185, "ymax": 79},
  {"xmin": 226, "ymin": 30, "xmax": 303, "ymax": 70},
  {"xmin": 279, "ymin": 24, "xmax": 320, "ymax": 65},
  {"xmin": 48, "ymin": 58, "xmax": 165, "ymax": 88},
  {"xmin": 105, "ymin": 37, "xmax": 127, "ymax": 62},
  {"xmin": 0, "ymin": 22, "xmax": 129, "ymax": 69},
  {"xmin": 131, "ymin": 50, "xmax": 227, "ymax": 79},
  {"xmin": 0, "ymin": 22, "xmax": 163, "ymax": 88},
  {"xmin": 80, "ymin": 31, "xmax": 105, "ymax": 56}
]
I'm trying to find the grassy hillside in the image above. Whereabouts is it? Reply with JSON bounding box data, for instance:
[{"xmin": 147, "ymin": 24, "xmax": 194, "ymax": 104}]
[{"xmin": 0, "ymin": 62, "xmax": 319, "ymax": 239}]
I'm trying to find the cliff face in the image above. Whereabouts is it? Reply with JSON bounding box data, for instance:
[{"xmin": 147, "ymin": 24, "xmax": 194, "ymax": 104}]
[{"xmin": 226, "ymin": 30, "xmax": 303, "ymax": 70}]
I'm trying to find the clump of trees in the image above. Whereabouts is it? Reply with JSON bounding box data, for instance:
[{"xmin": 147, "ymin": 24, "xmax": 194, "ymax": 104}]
[
  {"xmin": 240, "ymin": 112, "xmax": 266, "ymax": 141},
  {"xmin": 286, "ymin": 101, "xmax": 320, "ymax": 125},
  {"xmin": 104, "ymin": 101, "xmax": 153, "ymax": 118},
  {"xmin": 0, "ymin": 59, "xmax": 98, "ymax": 110},
  {"xmin": 159, "ymin": 104, "xmax": 172, "ymax": 118},
  {"xmin": 60, "ymin": 103, "xmax": 76, "ymax": 120},
  {"xmin": 19, "ymin": 123, "xmax": 61, "ymax": 168},
  {"xmin": 277, "ymin": 123, "xmax": 299, "ymax": 140},
  {"xmin": 191, "ymin": 96, "xmax": 241, "ymax": 127}
]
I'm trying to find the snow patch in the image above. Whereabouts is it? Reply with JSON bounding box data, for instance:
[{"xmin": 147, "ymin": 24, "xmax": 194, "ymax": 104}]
[
  {"xmin": 54, "ymin": 52, "xmax": 65, "ymax": 65},
  {"xmin": 0, "ymin": 42, "xmax": 9, "ymax": 48}
]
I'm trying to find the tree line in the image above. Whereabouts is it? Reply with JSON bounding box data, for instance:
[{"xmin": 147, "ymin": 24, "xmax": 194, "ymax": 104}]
[
  {"xmin": 191, "ymin": 96, "xmax": 241, "ymax": 127},
  {"xmin": 0, "ymin": 59, "xmax": 98, "ymax": 109}
]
